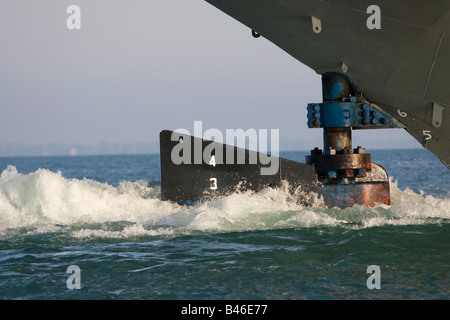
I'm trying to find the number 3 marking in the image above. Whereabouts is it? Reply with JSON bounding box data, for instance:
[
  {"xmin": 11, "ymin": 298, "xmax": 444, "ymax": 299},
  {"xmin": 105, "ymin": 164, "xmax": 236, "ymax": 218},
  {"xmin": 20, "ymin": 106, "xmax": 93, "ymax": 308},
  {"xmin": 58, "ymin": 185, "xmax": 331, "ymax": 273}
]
[{"xmin": 210, "ymin": 178, "xmax": 218, "ymax": 190}]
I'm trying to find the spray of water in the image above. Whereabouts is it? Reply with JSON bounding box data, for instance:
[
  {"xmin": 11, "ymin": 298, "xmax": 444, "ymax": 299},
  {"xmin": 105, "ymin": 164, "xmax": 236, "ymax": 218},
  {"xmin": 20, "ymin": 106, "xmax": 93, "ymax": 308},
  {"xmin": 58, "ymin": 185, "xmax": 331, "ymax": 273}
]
[{"xmin": 0, "ymin": 166, "xmax": 448, "ymax": 239}]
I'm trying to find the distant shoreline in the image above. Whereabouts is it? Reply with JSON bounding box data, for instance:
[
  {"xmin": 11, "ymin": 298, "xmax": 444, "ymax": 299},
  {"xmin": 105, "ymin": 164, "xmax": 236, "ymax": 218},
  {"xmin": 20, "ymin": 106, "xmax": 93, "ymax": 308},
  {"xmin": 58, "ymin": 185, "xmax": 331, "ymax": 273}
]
[{"xmin": 0, "ymin": 147, "xmax": 423, "ymax": 159}]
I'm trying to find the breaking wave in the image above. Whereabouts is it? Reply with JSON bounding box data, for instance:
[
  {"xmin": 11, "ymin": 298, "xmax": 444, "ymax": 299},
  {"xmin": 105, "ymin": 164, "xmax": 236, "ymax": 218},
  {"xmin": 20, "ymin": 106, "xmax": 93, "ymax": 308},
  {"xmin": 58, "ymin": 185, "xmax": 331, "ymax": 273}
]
[{"xmin": 0, "ymin": 165, "xmax": 448, "ymax": 240}]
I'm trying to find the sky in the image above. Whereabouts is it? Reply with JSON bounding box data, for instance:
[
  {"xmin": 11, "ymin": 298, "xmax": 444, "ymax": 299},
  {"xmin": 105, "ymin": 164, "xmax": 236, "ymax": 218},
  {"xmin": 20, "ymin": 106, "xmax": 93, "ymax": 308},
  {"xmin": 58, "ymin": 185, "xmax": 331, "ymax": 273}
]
[{"xmin": 0, "ymin": 0, "xmax": 421, "ymax": 156}]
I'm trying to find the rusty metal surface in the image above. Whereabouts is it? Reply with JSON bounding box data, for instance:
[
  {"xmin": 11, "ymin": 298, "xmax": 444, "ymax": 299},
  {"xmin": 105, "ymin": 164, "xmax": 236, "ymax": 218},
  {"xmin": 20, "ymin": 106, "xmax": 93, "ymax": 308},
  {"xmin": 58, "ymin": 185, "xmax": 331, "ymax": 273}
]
[
  {"xmin": 318, "ymin": 181, "xmax": 390, "ymax": 208},
  {"xmin": 323, "ymin": 128, "xmax": 352, "ymax": 150},
  {"xmin": 317, "ymin": 161, "xmax": 390, "ymax": 208},
  {"xmin": 306, "ymin": 153, "xmax": 371, "ymax": 171}
]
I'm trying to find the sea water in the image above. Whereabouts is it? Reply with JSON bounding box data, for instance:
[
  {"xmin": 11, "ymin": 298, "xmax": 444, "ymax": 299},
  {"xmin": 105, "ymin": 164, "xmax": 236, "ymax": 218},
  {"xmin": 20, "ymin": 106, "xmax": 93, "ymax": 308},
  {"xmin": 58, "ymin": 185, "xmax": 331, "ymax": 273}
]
[{"xmin": 0, "ymin": 149, "xmax": 448, "ymax": 300}]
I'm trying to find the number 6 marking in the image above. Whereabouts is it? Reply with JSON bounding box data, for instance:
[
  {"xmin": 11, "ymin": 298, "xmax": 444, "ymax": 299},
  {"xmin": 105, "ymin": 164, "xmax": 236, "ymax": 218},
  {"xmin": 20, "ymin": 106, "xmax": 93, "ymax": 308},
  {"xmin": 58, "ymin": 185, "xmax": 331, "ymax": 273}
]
[
  {"xmin": 210, "ymin": 178, "xmax": 218, "ymax": 190},
  {"xmin": 397, "ymin": 109, "xmax": 407, "ymax": 117},
  {"xmin": 423, "ymin": 130, "xmax": 432, "ymax": 141}
]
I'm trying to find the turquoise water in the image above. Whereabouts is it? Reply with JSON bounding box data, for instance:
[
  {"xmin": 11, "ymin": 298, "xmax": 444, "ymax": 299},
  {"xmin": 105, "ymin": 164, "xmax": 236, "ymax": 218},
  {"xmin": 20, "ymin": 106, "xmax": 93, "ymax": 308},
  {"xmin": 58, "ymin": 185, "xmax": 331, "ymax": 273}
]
[{"xmin": 0, "ymin": 149, "xmax": 449, "ymax": 300}]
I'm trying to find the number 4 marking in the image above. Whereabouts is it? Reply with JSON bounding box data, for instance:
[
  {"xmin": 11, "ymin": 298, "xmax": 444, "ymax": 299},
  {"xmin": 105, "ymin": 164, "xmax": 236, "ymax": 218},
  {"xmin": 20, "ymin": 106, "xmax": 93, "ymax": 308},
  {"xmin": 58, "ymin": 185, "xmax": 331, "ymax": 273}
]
[{"xmin": 209, "ymin": 155, "xmax": 216, "ymax": 167}]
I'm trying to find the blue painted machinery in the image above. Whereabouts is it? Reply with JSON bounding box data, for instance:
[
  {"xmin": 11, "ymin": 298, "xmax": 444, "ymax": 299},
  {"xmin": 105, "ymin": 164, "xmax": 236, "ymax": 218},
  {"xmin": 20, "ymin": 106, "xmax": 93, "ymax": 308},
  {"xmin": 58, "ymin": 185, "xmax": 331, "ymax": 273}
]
[{"xmin": 305, "ymin": 73, "xmax": 396, "ymax": 207}]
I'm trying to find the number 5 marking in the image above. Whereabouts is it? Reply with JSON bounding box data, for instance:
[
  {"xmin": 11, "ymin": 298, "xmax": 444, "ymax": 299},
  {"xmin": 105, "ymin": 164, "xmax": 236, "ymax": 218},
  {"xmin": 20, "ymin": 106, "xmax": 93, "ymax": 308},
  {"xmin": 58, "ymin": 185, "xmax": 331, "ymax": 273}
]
[
  {"xmin": 423, "ymin": 130, "xmax": 432, "ymax": 141},
  {"xmin": 210, "ymin": 178, "xmax": 218, "ymax": 190}
]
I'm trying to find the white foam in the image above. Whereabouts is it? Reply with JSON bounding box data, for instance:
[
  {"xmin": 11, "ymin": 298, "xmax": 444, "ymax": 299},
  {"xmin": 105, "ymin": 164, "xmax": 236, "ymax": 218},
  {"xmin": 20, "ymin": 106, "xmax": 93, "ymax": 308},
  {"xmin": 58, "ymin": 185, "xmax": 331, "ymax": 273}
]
[
  {"xmin": 70, "ymin": 224, "xmax": 177, "ymax": 239},
  {"xmin": 0, "ymin": 165, "xmax": 179, "ymax": 229},
  {"xmin": 0, "ymin": 166, "xmax": 448, "ymax": 239}
]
